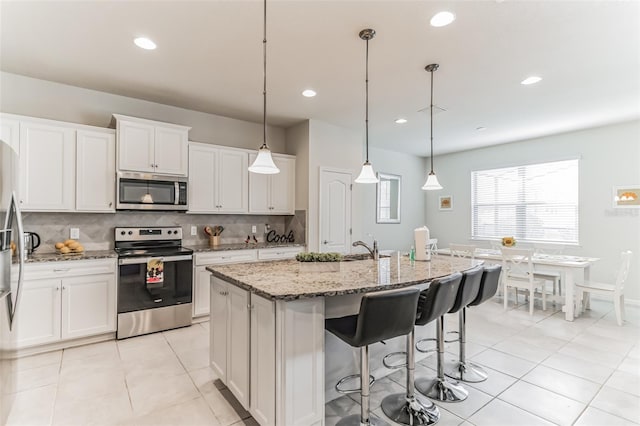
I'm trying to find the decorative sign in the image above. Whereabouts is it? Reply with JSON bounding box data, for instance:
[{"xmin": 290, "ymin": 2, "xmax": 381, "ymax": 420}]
[{"xmin": 266, "ymin": 230, "xmax": 295, "ymax": 243}]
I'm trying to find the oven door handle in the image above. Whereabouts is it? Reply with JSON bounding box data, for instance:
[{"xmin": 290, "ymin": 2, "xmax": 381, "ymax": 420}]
[{"xmin": 118, "ymin": 255, "xmax": 193, "ymax": 265}]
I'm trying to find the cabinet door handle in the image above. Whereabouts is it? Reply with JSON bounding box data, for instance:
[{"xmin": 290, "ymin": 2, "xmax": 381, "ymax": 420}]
[
  {"xmin": 53, "ymin": 268, "xmax": 70, "ymax": 273},
  {"xmin": 151, "ymin": 163, "xmax": 155, "ymax": 168},
  {"xmin": 55, "ymin": 287, "xmax": 60, "ymax": 291},
  {"xmin": 109, "ymin": 202, "xmax": 113, "ymax": 207},
  {"xmin": 62, "ymin": 286, "xmax": 66, "ymax": 290},
  {"xmin": 247, "ymin": 304, "xmax": 254, "ymax": 310}
]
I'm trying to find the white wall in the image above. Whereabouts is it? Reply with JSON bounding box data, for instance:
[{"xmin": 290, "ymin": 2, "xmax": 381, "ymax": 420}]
[
  {"xmin": 285, "ymin": 121, "xmax": 310, "ymax": 212},
  {"xmin": 0, "ymin": 72, "xmax": 287, "ymax": 152},
  {"xmin": 426, "ymin": 120, "xmax": 640, "ymax": 301},
  {"xmin": 307, "ymin": 119, "xmax": 363, "ymax": 252},
  {"xmin": 292, "ymin": 119, "xmax": 428, "ymax": 253},
  {"xmin": 364, "ymin": 147, "xmax": 427, "ymax": 251}
]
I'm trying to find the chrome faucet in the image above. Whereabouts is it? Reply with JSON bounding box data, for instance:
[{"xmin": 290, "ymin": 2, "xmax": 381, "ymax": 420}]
[{"xmin": 352, "ymin": 239, "xmax": 379, "ymax": 261}]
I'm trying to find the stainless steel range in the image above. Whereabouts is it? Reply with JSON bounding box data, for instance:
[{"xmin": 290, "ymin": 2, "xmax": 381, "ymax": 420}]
[{"xmin": 115, "ymin": 226, "xmax": 193, "ymax": 339}]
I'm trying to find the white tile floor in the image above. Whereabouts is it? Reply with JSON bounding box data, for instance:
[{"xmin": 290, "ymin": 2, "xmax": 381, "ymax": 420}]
[{"xmin": 4, "ymin": 297, "xmax": 640, "ymax": 426}]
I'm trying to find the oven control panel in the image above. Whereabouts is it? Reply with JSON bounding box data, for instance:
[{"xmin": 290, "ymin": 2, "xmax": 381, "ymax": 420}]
[{"xmin": 115, "ymin": 227, "xmax": 183, "ymax": 242}]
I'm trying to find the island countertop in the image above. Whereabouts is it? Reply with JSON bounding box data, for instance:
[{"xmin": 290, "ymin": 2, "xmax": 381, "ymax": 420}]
[{"xmin": 206, "ymin": 254, "xmax": 483, "ymax": 301}]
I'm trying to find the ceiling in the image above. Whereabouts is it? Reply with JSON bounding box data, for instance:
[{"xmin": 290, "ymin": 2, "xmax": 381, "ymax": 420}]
[{"xmin": 1, "ymin": 1, "xmax": 639, "ymax": 157}]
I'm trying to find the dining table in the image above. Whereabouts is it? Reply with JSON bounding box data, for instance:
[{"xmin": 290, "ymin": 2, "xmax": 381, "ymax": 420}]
[{"xmin": 435, "ymin": 248, "xmax": 600, "ymax": 321}]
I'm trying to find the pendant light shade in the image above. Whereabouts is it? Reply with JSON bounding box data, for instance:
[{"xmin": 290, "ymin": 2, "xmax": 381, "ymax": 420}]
[
  {"xmin": 249, "ymin": 0, "xmax": 280, "ymax": 175},
  {"xmin": 354, "ymin": 28, "xmax": 378, "ymax": 184},
  {"xmin": 421, "ymin": 172, "xmax": 443, "ymax": 190},
  {"xmin": 422, "ymin": 63, "xmax": 443, "ymax": 191},
  {"xmin": 248, "ymin": 145, "xmax": 279, "ymax": 174},
  {"xmin": 355, "ymin": 162, "xmax": 378, "ymax": 183}
]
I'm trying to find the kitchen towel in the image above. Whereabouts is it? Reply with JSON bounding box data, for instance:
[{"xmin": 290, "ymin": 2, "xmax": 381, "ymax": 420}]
[{"xmin": 146, "ymin": 258, "xmax": 164, "ymax": 284}]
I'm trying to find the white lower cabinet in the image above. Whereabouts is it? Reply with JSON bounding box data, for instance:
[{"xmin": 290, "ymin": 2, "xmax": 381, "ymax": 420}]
[
  {"xmin": 194, "ymin": 250, "xmax": 258, "ymax": 318},
  {"xmin": 194, "ymin": 248, "xmax": 301, "ymax": 318},
  {"xmin": 11, "ymin": 259, "xmax": 116, "ymax": 349},
  {"xmin": 227, "ymin": 283, "xmax": 250, "ymax": 407},
  {"xmin": 209, "ymin": 277, "xmax": 250, "ymax": 407},
  {"xmin": 210, "ymin": 276, "xmax": 324, "ymax": 426},
  {"xmin": 250, "ymin": 294, "xmax": 275, "ymax": 426},
  {"xmin": 193, "ymin": 266, "xmax": 212, "ymax": 318}
]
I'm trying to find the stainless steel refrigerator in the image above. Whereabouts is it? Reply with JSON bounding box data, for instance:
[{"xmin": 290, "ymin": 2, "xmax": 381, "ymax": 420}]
[{"xmin": 0, "ymin": 139, "xmax": 25, "ymax": 424}]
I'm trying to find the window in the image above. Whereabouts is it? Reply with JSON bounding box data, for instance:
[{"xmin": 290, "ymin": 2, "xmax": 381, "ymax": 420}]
[{"xmin": 471, "ymin": 159, "xmax": 579, "ymax": 244}]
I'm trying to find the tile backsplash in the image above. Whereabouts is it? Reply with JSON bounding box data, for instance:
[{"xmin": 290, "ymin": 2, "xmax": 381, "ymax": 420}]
[{"xmin": 23, "ymin": 210, "xmax": 306, "ymax": 253}]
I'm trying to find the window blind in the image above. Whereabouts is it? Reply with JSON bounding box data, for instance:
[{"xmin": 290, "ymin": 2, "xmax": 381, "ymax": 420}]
[{"xmin": 471, "ymin": 159, "xmax": 579, "ymax": 244}]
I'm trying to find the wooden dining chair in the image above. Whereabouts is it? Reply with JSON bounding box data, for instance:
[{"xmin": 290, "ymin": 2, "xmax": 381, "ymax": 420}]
[
  {"xmin": 533, "ymin": 243, "xmax": 565, "ymax": 297},
  {"xmin": 449, "ymin": 244, "xmax": 477, "ymax": 266},
  {"xmin": 501, "ymin": 247, "xmax": 547, "ymax": 315},
  {"xmin": 575, "ymin": 251, "xmax": 632, "ymax": 326}
]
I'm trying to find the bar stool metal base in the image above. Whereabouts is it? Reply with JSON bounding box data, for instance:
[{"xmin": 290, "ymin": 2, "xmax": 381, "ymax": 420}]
[
  {"xmin": 445, "ymin": 361, "xmax": 488, "ymax": 383},
  {"xmin": 336, "ymin": 413, "xmax": 390, "ymax": 426},
  {"xmin": 415, "ymin": 377, "xmax": 469, "ymax": 402},
  {"xmin": 381, "ymin": 393, "xmax": 440, "ymax": 425}
]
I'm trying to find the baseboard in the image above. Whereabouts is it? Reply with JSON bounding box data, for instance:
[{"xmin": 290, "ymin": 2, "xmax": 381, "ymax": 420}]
[{"xmin": 7, "ymin": 332, "xmax": 116, "ymax": 359}]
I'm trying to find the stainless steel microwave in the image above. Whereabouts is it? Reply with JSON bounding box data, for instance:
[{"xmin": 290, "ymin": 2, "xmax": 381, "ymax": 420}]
[{"xmin": 117, "ymin": 172, "xmax": 188, "ymax": 211}]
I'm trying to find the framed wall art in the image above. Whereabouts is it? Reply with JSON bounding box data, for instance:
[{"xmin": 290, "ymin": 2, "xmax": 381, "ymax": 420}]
[
  {"xmin": 613, "ymin": 185, "xmax": 640, "ymax": 208},
  {"xmin": 439, "ymin": 195, "xmax": 453, "ymax": 211}
]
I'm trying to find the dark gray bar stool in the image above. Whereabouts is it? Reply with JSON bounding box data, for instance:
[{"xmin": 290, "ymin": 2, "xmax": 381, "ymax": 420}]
[
  {"xmin": 415, "ymin": 267, "xmax": 484, "ymax": 402},
  {"xmin": 446, "ymin": 264, "xmax": 502, "ymax": 382},
  {"xmin": 380, "ymin": 273, "xmax": 462, "ymax": 425},
  {"xmin": 326, "ymin": 287, "xmax": 421, "ymax": 426}
]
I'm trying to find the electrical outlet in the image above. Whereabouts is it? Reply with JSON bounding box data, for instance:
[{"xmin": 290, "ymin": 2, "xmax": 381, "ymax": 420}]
[
  {"xmin": 190, "ymin": 226, "xmax": 197, "ymax": 236},
  {"xmin": 251, "ymin": 225, "xmax": 257, "ymax": 234},
  {"xmin": 70, "ymin": 228, "xmax": 80, "ymax": 239}
]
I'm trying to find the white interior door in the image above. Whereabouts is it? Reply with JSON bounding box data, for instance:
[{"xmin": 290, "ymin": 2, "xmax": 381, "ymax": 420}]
[{"xmin": 319, "ymin": 169, "xmax": 352, "ymax": 254}]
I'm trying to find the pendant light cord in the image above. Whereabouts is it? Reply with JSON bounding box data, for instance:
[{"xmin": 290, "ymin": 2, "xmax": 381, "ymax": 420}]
[
  {"xmin": 429, "ymin": 67, "xmax": 434, "ymax": 173},
  {"xmin": 262, "ymin": 0, "xmax": 267, "ymax": 149},
  {"xmin": 365, "ymin": 37, "xmax": 370, "ymax": 163}
]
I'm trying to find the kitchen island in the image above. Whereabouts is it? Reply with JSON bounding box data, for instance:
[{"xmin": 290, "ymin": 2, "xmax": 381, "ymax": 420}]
[{"xmin": 207, "ymin": 254, "xmax": 481, "ymax": 426}]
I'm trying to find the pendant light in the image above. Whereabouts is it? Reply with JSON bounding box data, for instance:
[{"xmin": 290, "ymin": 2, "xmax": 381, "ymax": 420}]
[
  {"xmin": 354, "ymin": 28, "xmax": 379, "ymax": 184},
  {"xmin": 422, "ymin": 63, "xmax": 443, "ymax": 190},
  {"xmin": 248, "ymin": 0, "xmax": 280, "ymax": 174}
]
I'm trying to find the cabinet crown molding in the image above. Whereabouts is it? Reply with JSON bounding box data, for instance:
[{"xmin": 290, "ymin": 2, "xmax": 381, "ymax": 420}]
[{"xmin": 111, "ymin": 114, "xmax": 191, "ymax": 131}]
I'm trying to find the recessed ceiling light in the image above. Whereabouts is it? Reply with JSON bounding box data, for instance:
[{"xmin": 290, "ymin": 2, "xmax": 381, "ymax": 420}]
[
  {"xmin": 134, "ymin": 37, "xmax": 157, "ymax": 50},
  {"xmin": 521, "ymin": 76, "xmax": 542, "ymax": 85},
  {"xmin": 395, "ymin": 118, "xmax": 408, "ymax": 124},
  {"xmin": 302, "ymin": 89, "xmax": 317, "ymax": 97},
  {"xmin": 476, "ymin": 126, "xmax": 487, "ymax": 131},
  {"xmin": 430, "ymin": 11, "xmax": 456, "ymax": 27}
]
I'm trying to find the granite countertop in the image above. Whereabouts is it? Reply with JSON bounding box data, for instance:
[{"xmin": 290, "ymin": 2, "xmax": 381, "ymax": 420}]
[
  {"xmin": 207, "ymin": 254, "xmax": 483, "ymax": 301},
  {"xmin": 16, "ymin": 250, "xmax": 118, "ymax": 263},
  {"xmin": 189, "ymin": 242, "xmax": 304, "ymax": 253}
]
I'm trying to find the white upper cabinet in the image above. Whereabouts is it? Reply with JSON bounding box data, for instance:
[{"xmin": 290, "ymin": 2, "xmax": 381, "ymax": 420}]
[
  {"xmin": 249, "ymin": 153, "xmax": 295, "ymax": 214},
  {"xmin": 76, "ymin": 130, "xmax": 116, "ymax": 212},
  {"xmin": 116, "ymin": 119, "xmax": 155, "ymax": 173},
  {"xmin": 19, "ymin": 121, "xmax": 76, "ymax": 211},
  {"xmin": 0, "ymin": 114, "xmax": 20, "ymax": 154},
  {"xmin": 114, "ymin": 114, "xmax": 190, "ymax": 176},
  {"xmin": 188, "ymin": 142, "xmax": 248, "ymax": 214}
]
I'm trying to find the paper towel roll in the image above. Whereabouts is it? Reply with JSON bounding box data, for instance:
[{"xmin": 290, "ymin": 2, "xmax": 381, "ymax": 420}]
[{"xmin": 414, "ymin": 226, "xmax": 431, "ymax": 261}]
